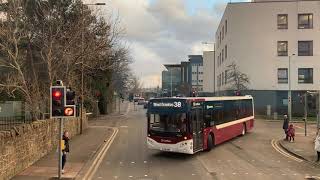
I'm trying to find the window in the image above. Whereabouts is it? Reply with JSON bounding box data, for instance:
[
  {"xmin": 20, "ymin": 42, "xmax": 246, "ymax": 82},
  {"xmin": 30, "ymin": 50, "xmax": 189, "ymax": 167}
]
[
  {"xmin": 225, "ymin": 70, "xmax": 228, "ymax": 84},
  {"xmin": 298, "ymin": 14, "xmax": 313, "ymax": 29},
  {"xmin": 298, "ymin": 41, "xmax": 313, "ymax": 56},
  {"xmin": 222, "ymin": 50, "xmax": 224, "ymax": 62},
  {"xmin": 222, "ymin": 72, "xmax": 224, "ymax": 85},
  {"xmin": 222, "ymin": 26, "xmax": 224, "ymax": 40},
  {"xmin": 225, "ymin": 20, "xmax": 227, "ymax": 34},
  {"xmin": 225, "ymin": 45, "xmax": 227, "ymax": 59},
  {"xmin": 298, "ymin": 68, "xmax": 313, "ymax": 83},
  {"xmin": 277, "ymin": 41, "xmax": 288, "ymax": 56},
  {"xmin": 277, "ymin": 68, "xmax": 288, "ymax": 83},
  {"xmin": 277, "ymin": 14, "xmax": 288, "ymax": 29},
  {"xmin": 220, "ymin": 31, "xmax": 222, "ymax": 44}
]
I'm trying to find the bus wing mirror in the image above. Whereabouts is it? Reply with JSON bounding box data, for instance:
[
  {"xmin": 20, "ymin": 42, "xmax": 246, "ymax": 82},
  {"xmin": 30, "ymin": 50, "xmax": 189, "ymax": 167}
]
[{"xmin": 210, "ymin": 121, "xmax": 215, "ymax": 126}]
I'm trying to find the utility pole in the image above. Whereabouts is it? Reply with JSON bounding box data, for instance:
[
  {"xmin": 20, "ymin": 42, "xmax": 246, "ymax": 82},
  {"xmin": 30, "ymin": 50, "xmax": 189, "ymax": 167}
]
[
  {"xmin": 288, "ymin": 54, "xmax": 295, "ymax": 121},
  {"xmin": 80, "ymin": 2, "xmax": 106, "ymax": 134},
  {"xmin": 170, "ymin": 69, "xmax": 173, "ymax": 97},
  {"xmin": 58, "ymin": 118, "xmax": 63, "ymax": 179},
  {"xmin": 304, "ymin": 93, "xmax": 307, "ymax": 136},
  {"xmin": 318, "ymin": 91, "xmax": 320, "ymax": 131}
]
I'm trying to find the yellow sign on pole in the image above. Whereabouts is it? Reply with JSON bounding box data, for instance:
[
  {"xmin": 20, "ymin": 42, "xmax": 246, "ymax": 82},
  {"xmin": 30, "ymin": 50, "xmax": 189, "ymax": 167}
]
[{"xmin": 61, "ymin": 140, "xmax": 65, "ymax": 151}]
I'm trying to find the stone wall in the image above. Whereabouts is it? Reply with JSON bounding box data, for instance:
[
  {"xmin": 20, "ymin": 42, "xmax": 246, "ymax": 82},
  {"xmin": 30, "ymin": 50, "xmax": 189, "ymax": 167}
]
[{"xmin": 0, "ymin": 115, "xmax": 88, "ymax": 180}]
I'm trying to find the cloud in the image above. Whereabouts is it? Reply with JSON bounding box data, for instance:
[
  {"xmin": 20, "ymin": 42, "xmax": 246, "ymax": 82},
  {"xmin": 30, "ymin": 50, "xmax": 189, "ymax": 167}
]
[{"xmin": 106, "ymin": 0, "xmax": 225, "ymax": 87}]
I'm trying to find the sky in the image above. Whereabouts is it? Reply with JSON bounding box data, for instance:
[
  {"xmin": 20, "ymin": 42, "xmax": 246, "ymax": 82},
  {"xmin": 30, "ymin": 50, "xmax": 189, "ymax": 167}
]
[{"xmin": 87, "ymin": 0, "xmax": 250, "ymax": 88}]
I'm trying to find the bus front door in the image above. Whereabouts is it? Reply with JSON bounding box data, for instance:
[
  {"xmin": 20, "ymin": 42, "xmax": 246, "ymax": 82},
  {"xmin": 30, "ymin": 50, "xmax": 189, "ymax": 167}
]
[{"xmin": 192, "ymin": 108, "xmax": 204, "ymax": 152}]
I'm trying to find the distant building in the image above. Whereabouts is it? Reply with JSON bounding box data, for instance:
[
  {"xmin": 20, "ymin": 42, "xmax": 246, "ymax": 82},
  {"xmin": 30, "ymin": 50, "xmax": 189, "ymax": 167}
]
[
  {"xmin": 203, "ymin": 51, "xmax": 215, "ymax": 93},
  {"xmin": 188, "ymin": 55, "xmax": 204, "ymax": 93},
  {"xmin": 215, "ymin": 0, "xmax": 320, "ymax": 116},
  {"xmin": 162, "ymin": 64, "xmax": 182, "ymax": 97}
]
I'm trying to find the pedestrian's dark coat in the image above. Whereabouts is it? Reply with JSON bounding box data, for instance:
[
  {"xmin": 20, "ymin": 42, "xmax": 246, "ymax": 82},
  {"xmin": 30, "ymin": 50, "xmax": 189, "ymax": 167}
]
[
  {"xmin": 62, "ymin": 135, "xmax": 70, "ymax": 153},
  {"xmin": 283, "ymin": 117, "xmax": 289, "ymax": 130}
]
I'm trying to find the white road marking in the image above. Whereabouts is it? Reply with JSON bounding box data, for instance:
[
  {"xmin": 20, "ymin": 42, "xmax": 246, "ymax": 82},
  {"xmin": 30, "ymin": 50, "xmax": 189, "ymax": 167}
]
[
  {"xmin": 144, "ymin": 175, "xmax": 148, "ymax": 177},
  {"xmin": 83, "ymin": 127, "xmax": 119, "ymax": 180},
  {"xmin": 232, "ymin": 173, "xmax": 237, "ymax": 175},
  {"xmin": 192, "ymin": 174, "xmax": 196, "ymax": 176},
  {"xmin": 120, "ymin": 126, "xmax": 128, "ymax": 128},
  {"xmin": 98, "ymin": 177, "xmax": 102, "ymax": 179},
  {"xmin": 245, "ymin": 173, "xmax": 249, "ymax": 175},
  {"xmin": 129, "ymin": 175, "xmax": 133, "ymax": 178},
  {"xmin": 131, "ymin": 161, "xmax": 135, "ymax": 164},
  {"xmin": 114, "ymin": 176, "xmax": 118, "ymax": 179},
  {"xmin": 221, "ymin": 173, "xmax": 224, "ymax": 175},
  {"xmin": 282, "ymin": 174, "xmax": 286, "ymax": 176},
  {"xmin": 144, "ymin": 161, "xmax": 147, "ymax": 163}
]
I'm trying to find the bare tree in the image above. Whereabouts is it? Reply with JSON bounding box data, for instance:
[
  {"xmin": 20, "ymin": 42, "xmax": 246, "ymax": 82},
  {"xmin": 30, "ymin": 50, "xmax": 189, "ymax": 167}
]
[{"xmin": 226, "ymin": 62, "xmax": 250, "ymax": 91}]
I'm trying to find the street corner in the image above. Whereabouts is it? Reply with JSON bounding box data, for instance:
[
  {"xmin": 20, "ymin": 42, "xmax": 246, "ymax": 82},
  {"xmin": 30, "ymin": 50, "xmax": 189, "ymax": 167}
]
[{"xmin": 277, "ymin": 138, "xmax": 320, "ymax": 168}]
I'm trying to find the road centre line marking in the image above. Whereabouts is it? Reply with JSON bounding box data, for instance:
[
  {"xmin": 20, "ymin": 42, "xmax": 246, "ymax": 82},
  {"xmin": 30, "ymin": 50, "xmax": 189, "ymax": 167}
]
[
  {"xmin": 83, "ymin": 127, "xmax": 119, "ymax": 180},
  {"xmin": 271, "ymin": 139, "xmax": 303, "ymax": 163}
]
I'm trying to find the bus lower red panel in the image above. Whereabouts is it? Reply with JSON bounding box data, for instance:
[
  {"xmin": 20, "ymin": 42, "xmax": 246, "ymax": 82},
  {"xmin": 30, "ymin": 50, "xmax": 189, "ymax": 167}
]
[{"xmin": 203, "ymin": 118, "xmax": 255, "ymax": 150}]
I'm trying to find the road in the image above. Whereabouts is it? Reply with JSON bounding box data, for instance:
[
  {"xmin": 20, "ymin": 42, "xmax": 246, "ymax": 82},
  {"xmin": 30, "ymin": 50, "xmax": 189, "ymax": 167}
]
[{"xmin": 90, "ymin": 104, "xmax": 320, "ymax": 180}]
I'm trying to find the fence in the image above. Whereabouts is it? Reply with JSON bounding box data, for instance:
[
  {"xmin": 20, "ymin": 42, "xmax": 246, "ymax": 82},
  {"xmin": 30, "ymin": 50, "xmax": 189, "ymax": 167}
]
[{"xmin": 0, "ymin": 116, "xmax": 33, "ymax": 131}]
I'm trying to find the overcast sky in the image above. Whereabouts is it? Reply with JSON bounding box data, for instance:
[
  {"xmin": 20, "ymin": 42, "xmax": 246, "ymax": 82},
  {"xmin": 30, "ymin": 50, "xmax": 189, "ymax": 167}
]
[{"xmin": 87, "ymin": 0, "xmax": 249, "ymax": 88}]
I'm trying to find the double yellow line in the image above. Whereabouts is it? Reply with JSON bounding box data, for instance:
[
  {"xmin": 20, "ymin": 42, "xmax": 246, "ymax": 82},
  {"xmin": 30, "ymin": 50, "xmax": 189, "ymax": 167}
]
[
  {"xmin": 271, "ymin": 139, "xmax": 303, "ymax": 163},
  {"xmin": 83, "ymin": 127, "xmax": 119, "ymax": 180}
]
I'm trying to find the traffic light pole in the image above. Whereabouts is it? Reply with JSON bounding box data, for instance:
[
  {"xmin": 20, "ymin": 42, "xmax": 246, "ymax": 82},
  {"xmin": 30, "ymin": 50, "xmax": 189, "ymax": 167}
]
[{"xmin": 58, "ymin": 118, "xmax": 63, "ymax": 179}]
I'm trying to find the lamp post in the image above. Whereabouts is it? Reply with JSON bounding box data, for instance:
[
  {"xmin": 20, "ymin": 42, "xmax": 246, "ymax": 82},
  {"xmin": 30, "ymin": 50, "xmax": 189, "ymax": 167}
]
[
  {"xmin": 80, "ymin": 2, "xmax": 106, "ymax": 134},
  {"xmin": 288, "ymin": 53, "xmax": 295, "ymax": 122},
  {"xmin": 170, "ymin": 68, "xmax": 173, "ymax": 97}
]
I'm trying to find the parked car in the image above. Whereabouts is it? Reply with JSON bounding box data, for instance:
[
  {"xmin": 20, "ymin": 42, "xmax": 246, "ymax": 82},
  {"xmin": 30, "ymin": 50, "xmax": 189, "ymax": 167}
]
[{"xmin": 137, "ymin": 98, "xmax": 146, "ymax": 105}]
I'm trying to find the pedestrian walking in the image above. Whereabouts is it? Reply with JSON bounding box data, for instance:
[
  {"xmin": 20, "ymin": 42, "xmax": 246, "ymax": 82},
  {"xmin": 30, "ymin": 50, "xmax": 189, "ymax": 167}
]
[
  {"xmin": 315, "ymin": 128, "xmax": 320, "ymax": 162},
  {"xmin": 282, "ymin": 115, "xmax": 289, "ymax": 140},
  {"xmin": 62, "ymin": 131, "xmax": 70, "ymax": 174},
  {"xmin": 287, "ymin": 124, "xmax": 295, "ymax": 142}
]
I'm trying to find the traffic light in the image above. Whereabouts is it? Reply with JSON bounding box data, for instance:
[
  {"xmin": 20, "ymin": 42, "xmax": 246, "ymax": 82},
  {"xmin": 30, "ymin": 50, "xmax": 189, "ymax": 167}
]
[
  {"xmin": 50, "ymin": 86, "xmax": 66, "ymax": 118},
  {"xmin": 66, "ymin": 88, "xmax": 76, "ymax": 105}
]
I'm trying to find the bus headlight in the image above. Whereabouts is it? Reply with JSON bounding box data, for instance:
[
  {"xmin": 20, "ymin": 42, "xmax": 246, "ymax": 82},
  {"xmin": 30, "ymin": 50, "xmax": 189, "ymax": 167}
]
[{"xmin": 184, "ymin": 136, "xmax": 187, "ymax": 140}]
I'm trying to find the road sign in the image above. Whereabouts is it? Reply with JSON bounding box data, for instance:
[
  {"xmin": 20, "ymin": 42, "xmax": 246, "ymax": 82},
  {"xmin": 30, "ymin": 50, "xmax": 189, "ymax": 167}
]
[{"xmin": 64, "ymin": 105, "xmax": 76, "ymax": 117}]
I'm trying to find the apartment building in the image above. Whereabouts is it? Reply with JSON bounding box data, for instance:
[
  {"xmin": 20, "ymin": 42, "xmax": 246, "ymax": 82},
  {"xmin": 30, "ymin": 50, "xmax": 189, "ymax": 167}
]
[{"xmin": 215, "ymin": 0, "xmax": 320, "ymax": 115}]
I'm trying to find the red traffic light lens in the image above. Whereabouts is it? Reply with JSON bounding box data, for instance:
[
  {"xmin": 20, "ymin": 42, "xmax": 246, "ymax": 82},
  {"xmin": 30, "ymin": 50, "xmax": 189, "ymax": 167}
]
[{"xmin": 53, "ymin": 91, "xmax": 62, "ymax": 98}]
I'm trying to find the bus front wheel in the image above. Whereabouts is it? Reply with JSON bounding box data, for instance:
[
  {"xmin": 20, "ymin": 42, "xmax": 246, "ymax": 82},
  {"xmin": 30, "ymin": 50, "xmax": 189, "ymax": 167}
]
[{"xmin": 206, "ymin": 134, "xmax": 214, "ymax": 151}]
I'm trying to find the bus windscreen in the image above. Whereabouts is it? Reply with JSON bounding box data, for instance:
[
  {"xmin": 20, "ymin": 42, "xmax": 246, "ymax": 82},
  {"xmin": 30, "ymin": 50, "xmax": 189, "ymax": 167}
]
[{"xmin": 149, "ymin": 113, "xmax": 187, "ymax": 133}]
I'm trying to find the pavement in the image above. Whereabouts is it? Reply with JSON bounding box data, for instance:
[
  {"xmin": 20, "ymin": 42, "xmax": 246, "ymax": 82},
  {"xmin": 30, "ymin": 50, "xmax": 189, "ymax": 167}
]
[
  {"xmin": 278, "ymin": 122, "xmax": 320, "ymax": 167},
  {"xmin": 12, "ymin": 101, "xmax": 130, "ymax": 180}
]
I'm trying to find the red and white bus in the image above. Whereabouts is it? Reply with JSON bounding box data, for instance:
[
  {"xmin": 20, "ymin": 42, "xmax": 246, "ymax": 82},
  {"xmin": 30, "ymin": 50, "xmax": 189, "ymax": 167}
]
[{"xmin": 147, "ymin": 96, "xmax": 254, "ymax": 154}]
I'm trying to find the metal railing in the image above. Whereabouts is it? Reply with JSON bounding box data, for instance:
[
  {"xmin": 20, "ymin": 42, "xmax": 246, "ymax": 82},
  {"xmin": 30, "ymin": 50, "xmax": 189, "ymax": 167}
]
[{"xmin": 0, "ymin": 116, "xmax": 33, "ymax": 131}]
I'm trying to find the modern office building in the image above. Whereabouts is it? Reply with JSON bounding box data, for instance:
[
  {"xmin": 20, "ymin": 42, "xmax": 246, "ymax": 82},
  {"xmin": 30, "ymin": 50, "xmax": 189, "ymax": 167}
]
[
  {"xmin": 203, "ymin": 51, "xmax": 215, "ymax": 93},
  {"xmin": 215, "ymin": 0, "xmax": 320, "ymax": 116},
  {"xmin": 161, "ymin": 64, "xmax": 182, "ymax": 97},
  {"xmin": 188, "ymin": 55, "xmax": 204, "ymax": 93}
]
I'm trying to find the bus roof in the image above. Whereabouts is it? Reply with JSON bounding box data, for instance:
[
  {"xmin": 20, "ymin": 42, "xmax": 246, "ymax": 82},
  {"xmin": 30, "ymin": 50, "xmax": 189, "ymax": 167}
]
[{"xmin": 150, "ymin": 95, "xmax": 253, "ymax": 102}]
